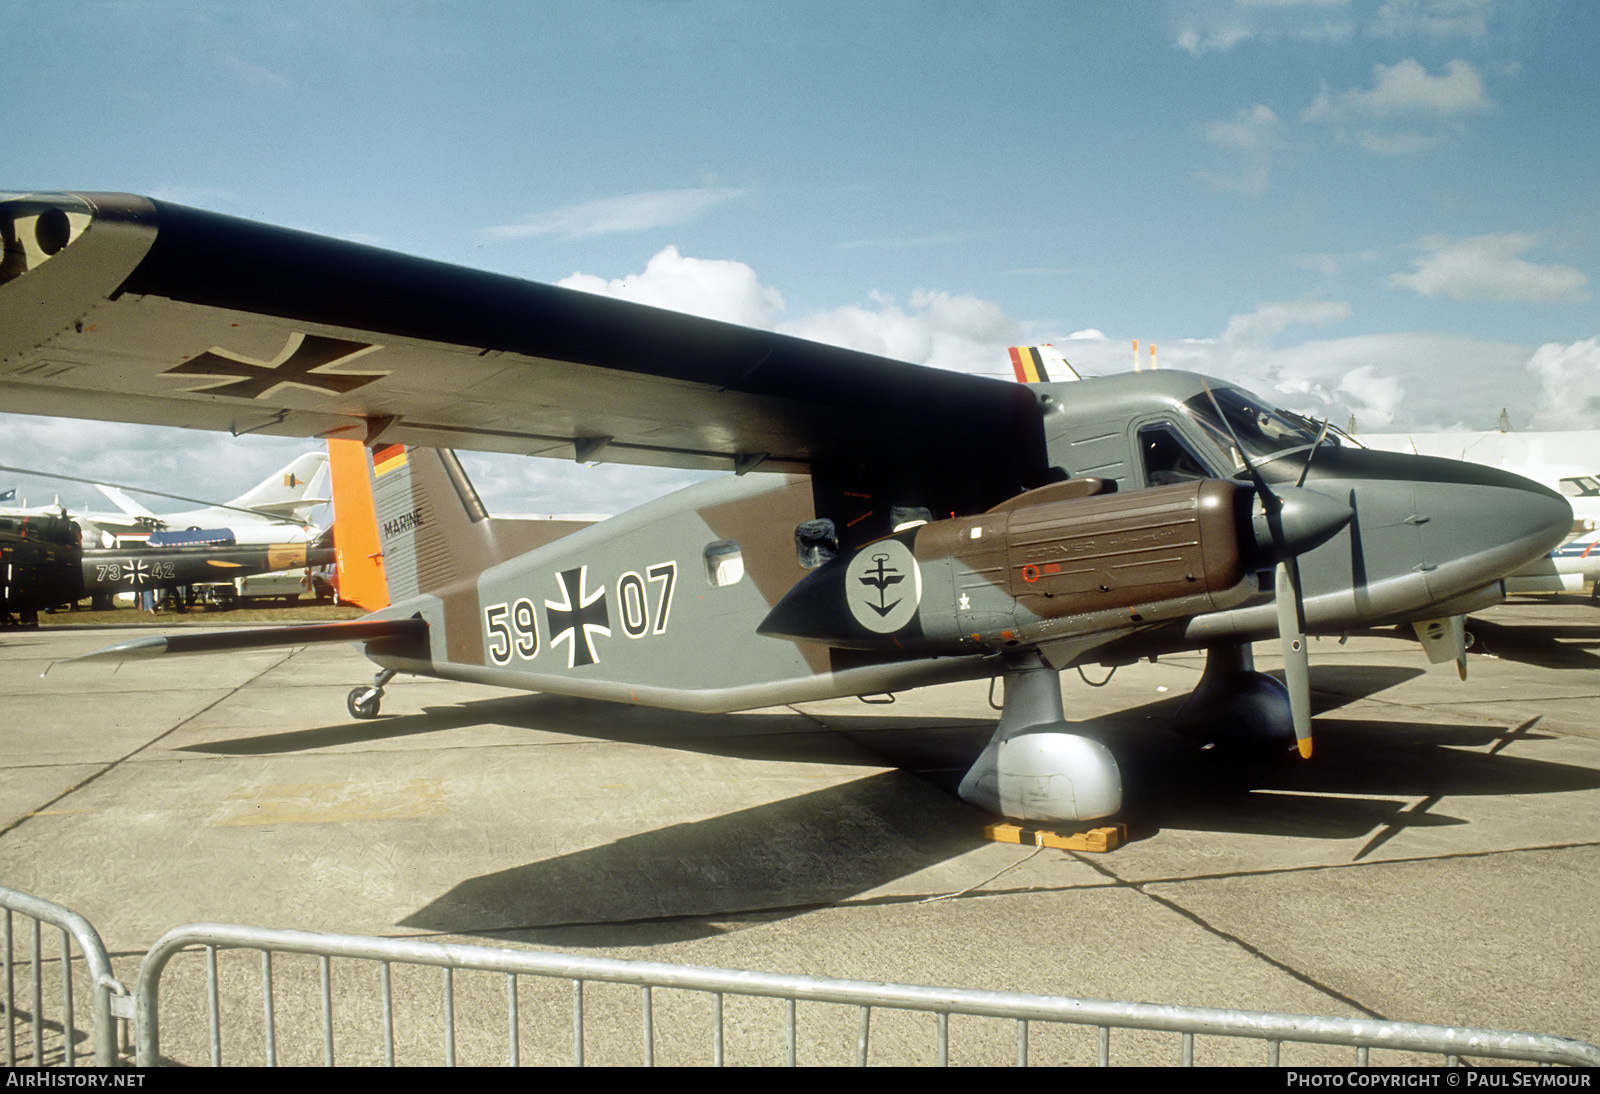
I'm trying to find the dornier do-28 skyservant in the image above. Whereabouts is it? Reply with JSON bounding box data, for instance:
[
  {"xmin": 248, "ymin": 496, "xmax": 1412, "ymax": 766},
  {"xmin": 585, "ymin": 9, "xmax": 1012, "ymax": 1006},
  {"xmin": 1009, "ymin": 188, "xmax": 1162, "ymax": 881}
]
[{"xmin": 0, "ymin": 192, "xmax": 1572, "ymax": 824}]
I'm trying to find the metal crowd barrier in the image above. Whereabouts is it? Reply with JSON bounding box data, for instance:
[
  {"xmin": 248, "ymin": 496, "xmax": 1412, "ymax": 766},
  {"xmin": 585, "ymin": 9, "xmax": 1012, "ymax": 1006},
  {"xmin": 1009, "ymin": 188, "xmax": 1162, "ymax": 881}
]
[
  {"xmin": 3, "ymin": 880, "xmax": 1597, "ymax": 1068},
  {"xmin": 134, "ymin": 922, "xmax": 1600, "ymax": 1068},
  {"xmin": 0, "ymin": 885, "xmax": 128, "ymax": 1066}
]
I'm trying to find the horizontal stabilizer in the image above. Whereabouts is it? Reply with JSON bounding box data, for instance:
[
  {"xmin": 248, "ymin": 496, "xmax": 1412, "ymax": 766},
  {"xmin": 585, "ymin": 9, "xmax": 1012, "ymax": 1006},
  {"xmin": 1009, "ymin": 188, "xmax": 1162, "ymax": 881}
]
[{"xmin": 72, "ymin": 617, "xmax": 427, "ymax": 662}]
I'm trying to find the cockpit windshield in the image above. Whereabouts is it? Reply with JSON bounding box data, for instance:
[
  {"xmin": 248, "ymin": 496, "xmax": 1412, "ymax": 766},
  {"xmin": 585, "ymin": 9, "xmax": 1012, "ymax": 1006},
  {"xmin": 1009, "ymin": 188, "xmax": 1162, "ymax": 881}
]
[{"xmin": 1181, "ymin": 387, "xmax": 1334, "ymax": 471}]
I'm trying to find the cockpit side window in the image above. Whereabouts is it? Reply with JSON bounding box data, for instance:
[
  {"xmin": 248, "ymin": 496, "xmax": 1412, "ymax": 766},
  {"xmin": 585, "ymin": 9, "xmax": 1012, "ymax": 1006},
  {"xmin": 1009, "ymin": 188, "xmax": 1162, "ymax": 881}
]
[{"xmin": 1136, "ymin": 422, "xmax": 1219, "ymax": 487}]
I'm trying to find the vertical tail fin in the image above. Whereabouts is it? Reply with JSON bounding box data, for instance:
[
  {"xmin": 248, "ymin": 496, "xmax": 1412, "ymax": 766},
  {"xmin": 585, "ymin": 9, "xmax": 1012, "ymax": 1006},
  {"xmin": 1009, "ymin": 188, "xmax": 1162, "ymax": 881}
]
[
  {"xmin": 226, "ymin": 451, "xmax": 330, "ymax": 514},
  {"xmin": 336, "ymin": 441, "xmax": 599, "ymax": 618},
  {"xmin": 326, "ymin": 439, "xmax": 388, "ymax": 610},
  {"xmin": 1007, "ymin": 344, "xmax": 1081, "ymax": 384},
  {"xmin": 367, "ymin": 444, "xmax": 495, "ymax": 605}
]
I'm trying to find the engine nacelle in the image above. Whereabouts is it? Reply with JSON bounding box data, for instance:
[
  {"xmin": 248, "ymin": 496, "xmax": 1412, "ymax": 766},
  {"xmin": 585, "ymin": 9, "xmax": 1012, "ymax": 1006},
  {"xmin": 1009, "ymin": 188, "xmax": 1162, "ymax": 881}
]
[{"xmin": 761, "ymin": 478, "xmax": 1259, "ymax": 655}]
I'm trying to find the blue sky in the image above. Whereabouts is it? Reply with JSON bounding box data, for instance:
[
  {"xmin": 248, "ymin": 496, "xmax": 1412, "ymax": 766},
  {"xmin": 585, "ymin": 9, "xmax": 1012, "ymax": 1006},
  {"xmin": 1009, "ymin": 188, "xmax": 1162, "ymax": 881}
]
[{"xmin": 3, "ymin": 0, "xmax": 1597, "ymax": 516}]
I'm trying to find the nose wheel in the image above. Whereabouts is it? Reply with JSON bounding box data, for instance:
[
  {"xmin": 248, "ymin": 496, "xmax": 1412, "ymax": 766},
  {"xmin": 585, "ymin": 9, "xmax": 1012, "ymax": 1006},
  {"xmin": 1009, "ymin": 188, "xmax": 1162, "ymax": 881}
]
[{"xmin": 347, "ymin": 669, "xmax": 396, "ymax": 720}]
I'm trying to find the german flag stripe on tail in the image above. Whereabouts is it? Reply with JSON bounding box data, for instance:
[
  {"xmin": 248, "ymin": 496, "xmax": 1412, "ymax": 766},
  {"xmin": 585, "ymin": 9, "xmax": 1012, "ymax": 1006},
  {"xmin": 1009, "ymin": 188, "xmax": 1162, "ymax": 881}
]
[{"xmin": 373, "ymin": 444, "xmax": 408, "ymax": 477}]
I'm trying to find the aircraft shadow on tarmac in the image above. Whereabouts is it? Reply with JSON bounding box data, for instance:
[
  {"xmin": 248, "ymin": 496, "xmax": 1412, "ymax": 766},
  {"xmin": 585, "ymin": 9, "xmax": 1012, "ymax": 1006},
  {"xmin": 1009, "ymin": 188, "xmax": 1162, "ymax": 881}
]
[
  {"xmin": 1463, "ymin": 615, "xmax": 1600, "ymax": 670},
  {"xmin": 178, "ymin": 692, "xmax": 991, "ymax": 767},
  {"xmin": 336, "ymin": 666, "xmax": 1600, "ymax": 947},
  {"xmin": 400, "ymin": 771, "xmax": 994, "ymax": 946},
  {"xmin": 1344, "ymin": 609, "xmax": 1600, "ymax": 671}
]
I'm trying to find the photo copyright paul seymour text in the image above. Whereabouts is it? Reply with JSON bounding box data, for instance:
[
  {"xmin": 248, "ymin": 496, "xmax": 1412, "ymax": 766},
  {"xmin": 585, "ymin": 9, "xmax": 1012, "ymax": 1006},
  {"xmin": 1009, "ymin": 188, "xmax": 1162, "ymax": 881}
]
[{"xmin": 1287, "ymin": 1074, "xmax": 1592, "ymax": 1088}]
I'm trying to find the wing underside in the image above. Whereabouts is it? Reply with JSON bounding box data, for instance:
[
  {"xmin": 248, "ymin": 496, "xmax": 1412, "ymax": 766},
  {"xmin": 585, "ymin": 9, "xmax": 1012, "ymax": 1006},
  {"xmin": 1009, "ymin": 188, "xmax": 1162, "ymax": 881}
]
[{"xmin": 0, "ymin": 192, "xmax": 1046, "ymax": 523}]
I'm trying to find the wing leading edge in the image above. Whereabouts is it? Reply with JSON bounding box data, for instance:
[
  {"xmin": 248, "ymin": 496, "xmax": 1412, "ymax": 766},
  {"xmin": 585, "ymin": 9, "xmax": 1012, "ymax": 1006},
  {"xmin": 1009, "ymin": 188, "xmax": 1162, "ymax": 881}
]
[{"xmin": 0, "ymin": 192, "xmax": 1047, "ymax": 521}]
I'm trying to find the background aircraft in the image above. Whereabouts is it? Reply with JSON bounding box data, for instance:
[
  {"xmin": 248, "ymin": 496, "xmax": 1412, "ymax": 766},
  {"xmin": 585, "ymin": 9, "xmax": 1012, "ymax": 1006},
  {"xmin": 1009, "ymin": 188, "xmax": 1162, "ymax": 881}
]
[
  {"xmin": 0, "ymin": 510, "xmax": 82, "ymax": 625},
  {"xmin": 80, "ymin": 540, "xmax": 336, "ymax": 609},
  {"xmin": 0, "ymin": 452, "xmax": 328, "ymax": 548},
  {"xmin": 0, "ymin": 192, "xmax": 1573, "ymax": 824}
]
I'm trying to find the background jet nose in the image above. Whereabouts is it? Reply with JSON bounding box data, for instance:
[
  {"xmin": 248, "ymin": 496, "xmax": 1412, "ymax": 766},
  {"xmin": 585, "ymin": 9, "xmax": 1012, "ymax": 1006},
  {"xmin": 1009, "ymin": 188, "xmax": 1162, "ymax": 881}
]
[{"xmin": 1248, "ymin": 487, "xmax": 1354, "ymax": 565}]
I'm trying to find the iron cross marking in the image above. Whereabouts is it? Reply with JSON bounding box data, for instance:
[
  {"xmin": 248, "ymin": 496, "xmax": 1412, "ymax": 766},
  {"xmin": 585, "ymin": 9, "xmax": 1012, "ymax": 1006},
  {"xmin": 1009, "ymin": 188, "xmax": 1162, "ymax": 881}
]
[
  {"xmin": 857, "ymin": 552, "xmax": 906, "ymax": 618},
  {"xmin": 546, "ymin": 567, "xmax": 611, "ymax": 669},
  {"xmin": 163, "ymin": 333, "xmax": 384, "ymax": 400}
]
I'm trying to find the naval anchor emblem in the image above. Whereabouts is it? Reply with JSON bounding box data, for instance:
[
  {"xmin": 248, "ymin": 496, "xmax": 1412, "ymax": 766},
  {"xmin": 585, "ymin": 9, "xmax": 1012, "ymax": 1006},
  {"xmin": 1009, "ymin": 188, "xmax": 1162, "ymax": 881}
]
[
  {"xmin": 163, "ymin": 333, "xmax": 386, "ymax": 399},
  {"xmin": 845, "ymin": 539, "xmax": 921, "ymax": 634},
  {"xmin": 546, "ymin": 566, "xmax": 611, "ymax": 668}
]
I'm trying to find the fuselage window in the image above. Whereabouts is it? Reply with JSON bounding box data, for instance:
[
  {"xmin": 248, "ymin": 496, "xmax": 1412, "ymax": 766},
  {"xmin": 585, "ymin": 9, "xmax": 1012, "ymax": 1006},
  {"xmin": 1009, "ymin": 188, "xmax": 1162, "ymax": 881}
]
[
  {"xmin": 705, "ymin": 539, "xmax": 745, "ymax": 586},
  {"xmin": 1137, "ymin": 423, "xmax": 1219, "ymax": 487}
]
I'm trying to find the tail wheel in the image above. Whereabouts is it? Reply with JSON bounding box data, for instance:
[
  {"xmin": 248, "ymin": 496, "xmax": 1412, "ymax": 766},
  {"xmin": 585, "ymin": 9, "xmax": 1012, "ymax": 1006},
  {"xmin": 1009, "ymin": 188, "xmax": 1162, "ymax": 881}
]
[{"xmin": 347, "ymin": 687, "xmax": 381, "ymax": 719}]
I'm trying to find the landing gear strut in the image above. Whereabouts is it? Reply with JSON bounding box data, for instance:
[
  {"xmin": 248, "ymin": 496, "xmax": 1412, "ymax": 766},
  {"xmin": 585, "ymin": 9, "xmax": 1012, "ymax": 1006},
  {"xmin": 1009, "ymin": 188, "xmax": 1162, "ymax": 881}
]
[
  {"xmin": 958, "ymin": 652, "xmax": 1122, "ymax": 823},
  {"xmin": 347, "ymin": 668, "xmax": 396, "ymax": 720}
]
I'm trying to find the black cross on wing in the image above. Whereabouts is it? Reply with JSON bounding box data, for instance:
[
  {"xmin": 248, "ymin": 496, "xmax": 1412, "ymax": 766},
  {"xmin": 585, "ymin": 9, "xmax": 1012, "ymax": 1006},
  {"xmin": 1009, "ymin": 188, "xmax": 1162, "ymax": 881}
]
[{"xmin": 163, "ymin": 333, "xmax": 386, "ymax": 400}]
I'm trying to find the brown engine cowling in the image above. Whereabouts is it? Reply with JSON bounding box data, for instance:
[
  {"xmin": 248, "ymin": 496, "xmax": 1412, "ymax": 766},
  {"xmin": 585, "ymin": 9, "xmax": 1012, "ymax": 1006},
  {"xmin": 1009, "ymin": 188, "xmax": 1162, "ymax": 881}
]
[{"xmin": 760, "ymin": 478, "xmax": 1267, "ymax": 655}]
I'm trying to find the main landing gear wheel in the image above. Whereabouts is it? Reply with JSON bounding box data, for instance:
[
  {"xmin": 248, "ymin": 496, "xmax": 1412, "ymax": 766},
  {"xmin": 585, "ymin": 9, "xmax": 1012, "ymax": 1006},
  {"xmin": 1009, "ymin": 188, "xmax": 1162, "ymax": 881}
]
[
  {"xmin": 347, "ymin": 687, "xmax": 381, "ymax": 719},
  {"xmin": 346, "ymin": 669, "xmax": 397, "ymax": 720}
]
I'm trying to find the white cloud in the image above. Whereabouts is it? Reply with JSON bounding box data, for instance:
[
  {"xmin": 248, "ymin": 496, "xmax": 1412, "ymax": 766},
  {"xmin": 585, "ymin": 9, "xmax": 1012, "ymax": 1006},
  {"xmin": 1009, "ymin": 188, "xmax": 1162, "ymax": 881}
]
[
  {"xmin": 1369, "ymin": 0, "xmax": 1491, "ymax": 39},
  {"xmin": 1303, "ymin": 58, "xmax": 1489, "ymax": 153},
  {"xmin": 1173, "ymin": 0, "xmax": 1354, "ymax": 54},
  {"xmin": 1220, "ymin": 330, "xmax": 1532, "ymax": 431},
  {"xmin": 1304, "ymin": 58, "xmax": 1489, "ymax": 120},
  {"xmin": 1219, "ymin": 299, "xmax": 1352, "ymax": 346},
  {"xmin": 778, "ymin": 289, "xmax": 1024, "ymax": 375},
  {"xmin": 1335, "ymin": 364, "xmax": 1406, "ymax": 427},
  {"xmin": 1198, "ymin": 104, "xmax": 1285, "ymax": 193},
  {"xmin": 558, "ymin": 246, "xmax": 784, "ymax": 327},
  {"xmin": 1526, "ymin": 338, "xmax": 1600, "ymax": 430},
  {"xmin": 1032, "ymin": 304, "xmax": 1540, "ymax": 434},
  {"xmin": 1387, "ymin": 233, "xmax": 1589, "ymax": 303},
  {"xmin": 1176, "ymin": 24, "xmax": 1255, "ymax": 55},
  {"xmin": 1175, "ymin": 0, "xmax": 1485, "ymax": 54},
  {"xmin": 484, "ymin": 188, "xmax": 743, "ymax": 241}
]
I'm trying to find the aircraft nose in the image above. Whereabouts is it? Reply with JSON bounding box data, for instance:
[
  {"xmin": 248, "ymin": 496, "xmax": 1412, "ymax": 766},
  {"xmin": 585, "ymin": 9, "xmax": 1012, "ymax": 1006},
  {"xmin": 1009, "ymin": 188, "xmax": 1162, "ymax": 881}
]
[
  {"xmin": 1409, "ymin": 462, "xmax": 1573, "ymax": 593},
  {"xmin": 1291, "ymin": 446, "xmax": 1575, "ymax": 605}
]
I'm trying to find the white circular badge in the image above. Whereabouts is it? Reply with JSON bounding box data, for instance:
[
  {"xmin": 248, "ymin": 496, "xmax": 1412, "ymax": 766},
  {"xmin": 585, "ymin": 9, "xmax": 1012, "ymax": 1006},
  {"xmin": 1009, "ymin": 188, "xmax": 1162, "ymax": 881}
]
[{"xmin": 845, "ymin": 539, "xmax": 921, "ymax": 634}]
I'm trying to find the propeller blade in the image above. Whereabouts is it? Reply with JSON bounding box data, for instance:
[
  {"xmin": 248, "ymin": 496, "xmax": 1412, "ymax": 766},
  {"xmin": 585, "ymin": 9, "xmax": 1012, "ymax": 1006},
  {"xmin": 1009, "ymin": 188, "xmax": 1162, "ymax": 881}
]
[
  {"xmin": 1200, "ymin": 379, "xmax": 1279, "ymax": 516},
  {"xmin": 1202, "ymin": 380, "xmax": 1326, "ymax": 759},
  {"xmin": 1275, "ymin": 560, "xmax": 1313, "ymax": 759},
  {"xmin": 1294, "ymin": 419, "xmax": 1332, "ymax": 489}
]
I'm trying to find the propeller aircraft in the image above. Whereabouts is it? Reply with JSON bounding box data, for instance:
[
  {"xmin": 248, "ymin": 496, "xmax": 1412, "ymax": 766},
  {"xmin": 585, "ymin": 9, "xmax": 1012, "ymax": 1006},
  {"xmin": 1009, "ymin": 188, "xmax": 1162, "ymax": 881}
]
[{"xmin": 0, "ymin": 191, "xmax": 1574, "ymax": 824}]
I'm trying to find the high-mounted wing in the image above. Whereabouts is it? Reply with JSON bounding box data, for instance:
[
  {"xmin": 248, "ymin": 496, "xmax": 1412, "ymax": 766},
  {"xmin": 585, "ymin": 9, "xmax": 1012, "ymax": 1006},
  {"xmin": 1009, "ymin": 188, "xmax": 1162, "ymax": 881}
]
[{"xmin": 0, "ymin": 192, "xmax": 1047, "ymax": 532}]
